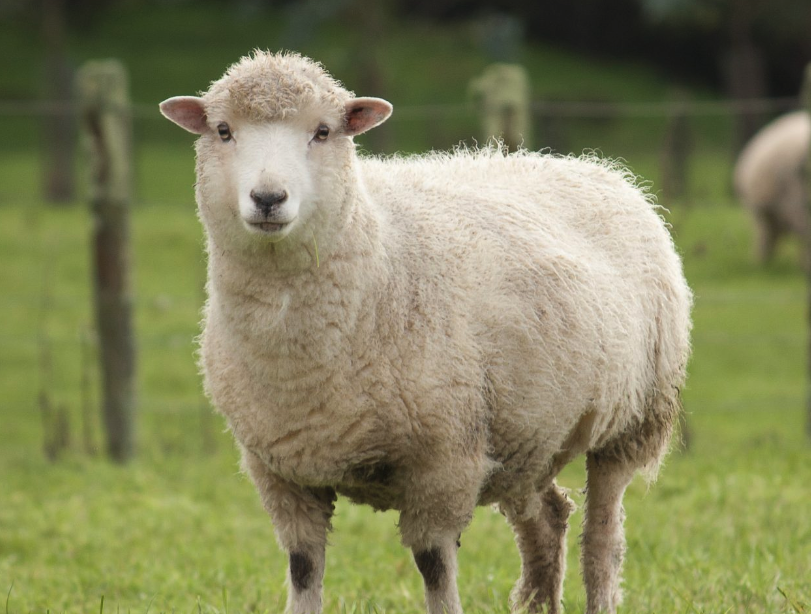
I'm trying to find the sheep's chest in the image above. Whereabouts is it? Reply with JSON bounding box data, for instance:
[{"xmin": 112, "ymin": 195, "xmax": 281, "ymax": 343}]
[
  {"xmin": 226, "ymin": 388, "xmax": 384, "ymax": 487},
  {"xmin": 239, "ymin": 398, "xmax": 403, "ymax": 511},
  {"xmin": 202, "ymin": 320, "xmax": 402, "ymax": 490}
]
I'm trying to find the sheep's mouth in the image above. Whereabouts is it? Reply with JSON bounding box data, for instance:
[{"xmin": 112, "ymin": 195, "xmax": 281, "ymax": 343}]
[{"xmin": 249, "ymin": 221, "xmax": 287, "ymax": 233}]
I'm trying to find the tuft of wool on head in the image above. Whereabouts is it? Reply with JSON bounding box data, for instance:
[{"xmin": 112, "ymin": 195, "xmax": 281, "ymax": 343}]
[{"xmin": 203, "ymin": 50, "xmax": 354, "ymax": 122}]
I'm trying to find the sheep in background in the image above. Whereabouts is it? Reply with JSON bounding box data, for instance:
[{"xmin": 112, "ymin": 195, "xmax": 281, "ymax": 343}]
[
  {"xmin": 160, "ymin": 50, "xmax": 692, "ymax": 614},
  {"xmin": 733, "ymin": 110, "xmax": 810, "ymax": 264}
]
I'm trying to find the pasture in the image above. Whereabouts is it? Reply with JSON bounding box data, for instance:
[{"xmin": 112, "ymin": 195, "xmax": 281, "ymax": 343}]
[{"xmin": 1, "ymin": 4, "xmax": 810, "ymax": 612}]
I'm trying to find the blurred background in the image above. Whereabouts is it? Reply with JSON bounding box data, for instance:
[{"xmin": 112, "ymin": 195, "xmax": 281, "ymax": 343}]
[
  {"xmin": 3, "ymin": 0, "xmax": 811, "ymax": 205},
  {"xmin": 1, "ymin": 1, "xmax": 811, "ymax": 613}
]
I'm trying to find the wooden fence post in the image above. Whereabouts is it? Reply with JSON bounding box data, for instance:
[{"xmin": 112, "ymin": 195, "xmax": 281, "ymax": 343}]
[
  {"xmin": 803, "ymin": 62, "xmax": 811, "ymax": 440},
  {"xmin": 77, "ymin": 60, "xmax": 136, "ymax": 463},
  {"xmin": 469, "ymin": 63, "xmax": 532, "ymax": 152},
  {"xmin": 42, "ymin": 0, "xmax": 76, "ymax": 203},
  {"xmin": 660, "ymin": 91, "xmax": 693, "ymax": 204}
]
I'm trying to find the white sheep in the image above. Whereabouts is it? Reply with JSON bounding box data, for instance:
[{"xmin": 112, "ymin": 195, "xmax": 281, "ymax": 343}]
[
  {"xmin": 160, "ymin": 50, "xmax": 692, "ymax": 614},
  {"xmin": 733, "ymin": 110, "xmax": 810, "ymax": 264}
]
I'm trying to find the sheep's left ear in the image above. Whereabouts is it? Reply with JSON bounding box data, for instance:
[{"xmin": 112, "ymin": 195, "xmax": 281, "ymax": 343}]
[
  {"xmin": 159, "ymin": 96, "xmax": 209, "ymax": 134},
  {"xmin": 343, "ymin": 97, "xmax": 393, "ymax": 136}
]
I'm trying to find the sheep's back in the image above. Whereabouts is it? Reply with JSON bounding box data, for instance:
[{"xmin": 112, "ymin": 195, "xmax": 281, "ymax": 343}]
[
  {"xmin": 361, "ymin": 150, "xmax": 683, "ymax": 304},
  {"xmin": 360, "ymin": 150, "xmax": 691, "ymax": 468}
]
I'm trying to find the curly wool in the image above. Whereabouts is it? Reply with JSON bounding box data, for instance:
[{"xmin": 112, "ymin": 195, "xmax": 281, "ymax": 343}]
[{"xmin": 203, "ymin": 50, "xmax": 353, "ymax": 123}]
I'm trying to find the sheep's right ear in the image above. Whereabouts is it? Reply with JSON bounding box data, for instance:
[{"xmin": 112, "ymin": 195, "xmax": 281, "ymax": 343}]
[
  {"xmin": 343, "ymin": 97, "xmax": 393, "ymax": 136},
  {"xmin": 159, "ymin": 96, "xmax": 209, "ymax": 134}
]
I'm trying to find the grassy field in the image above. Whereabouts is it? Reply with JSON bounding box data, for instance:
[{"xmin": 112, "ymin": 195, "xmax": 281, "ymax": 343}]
[{"xmin": 2, "ymin": 4, "xmax": 810, "ymax": 613}]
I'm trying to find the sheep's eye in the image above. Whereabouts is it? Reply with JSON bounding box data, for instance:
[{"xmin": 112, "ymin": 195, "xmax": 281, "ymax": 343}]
[
  {"xmin": 217, "ymin": 122, "xmax": 232, "ymax": 142},
  {"xmin": 314, "ymin": 124, "xmax": 330, "ymax": 141}
]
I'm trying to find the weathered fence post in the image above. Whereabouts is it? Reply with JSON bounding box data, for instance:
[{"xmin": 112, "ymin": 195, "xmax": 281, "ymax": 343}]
[
  {"xmin": 77, "ymin": 60, "xmax": 136, "ymax": 463},
  {"xmin": 469, "ymin": 64, "xmax": 532, "ymax": 152},
  {"xmin": 660, "ymin": 91, "xmax": 693, "ymax": 204},
  {"xmin": 535, "ymin": 103, "xmax": 567, "ymax": 155},
  {"xmin": 803, "ymin": 62, "xmax": 811, "ymax": 440}
]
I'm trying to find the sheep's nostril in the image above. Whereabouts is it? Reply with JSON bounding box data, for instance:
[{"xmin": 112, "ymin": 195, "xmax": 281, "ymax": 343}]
[{"xmin": 250, "ymin": 189, "xmax": 288, "ymax": 215}]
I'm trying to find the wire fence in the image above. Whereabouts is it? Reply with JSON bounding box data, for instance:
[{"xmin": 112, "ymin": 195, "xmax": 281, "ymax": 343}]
[
  {"xmin": 2, "ymin": 89, "xmax": 804, "ymax": 217},
  {"xmin": 2, "ymin": 91, "xmax": 802, "ymax": 218},
  {"xmin": 2, "ymin": 87, "xmax": 809, "ymax": 459},
  {"xmin": 0, "ymin": 95, "xmax": 800, "ymax": 118}
]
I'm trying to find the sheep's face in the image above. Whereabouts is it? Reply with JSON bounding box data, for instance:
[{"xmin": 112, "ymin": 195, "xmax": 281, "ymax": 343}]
[
  {"xmin": 160, "ymin": 94, "xmax": 392, "ymax": 248},
  {"xmin": 213, "ymin": 116, "xmax": 321, "ymax": 242}
]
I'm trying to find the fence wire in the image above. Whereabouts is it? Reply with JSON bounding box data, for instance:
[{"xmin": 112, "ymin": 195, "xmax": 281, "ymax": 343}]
[
  {"xmin": 1, "ymin": 92, "xmax": 809, "ymax": 445},
  {"xmin": 0, "ymin": 95, "xmax": 800, "ymax": 119}
]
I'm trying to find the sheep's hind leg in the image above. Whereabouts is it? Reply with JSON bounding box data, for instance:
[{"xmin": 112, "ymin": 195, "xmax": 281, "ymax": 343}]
[
  {"xmin": 581, "ymin": 453, "xmax": 636, "ymax": 614},
  {"xmin": 504, "ymin": 483, "xmax": 574, "ymax": 614},
  {"xmin": 242, "ymin": 449, "xmax": 336, "ymax": 614},
  {"xmin": 754, "ymin": 208, "xmax": 779, "ymax": 265}
]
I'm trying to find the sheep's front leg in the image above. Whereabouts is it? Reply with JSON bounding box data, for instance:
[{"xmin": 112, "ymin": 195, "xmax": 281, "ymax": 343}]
[
  {"xmin": 399, "ymin": 459, "xmax": 486, "ymax": 614},
  {"xmin": 285, "ymin": 546, "xmax": 326, "ymax": 614},
  {"xmin": 410, "ymin": 537, "xmax": 463, "ymax": 614},
  {"xmin": 242, "ymin": 450, "xmax": 336, "ymax": 614}
]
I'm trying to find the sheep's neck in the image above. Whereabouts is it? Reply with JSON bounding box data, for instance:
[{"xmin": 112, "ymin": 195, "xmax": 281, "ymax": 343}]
[{"xmin": 206, "ymin": 192, "xmax": 389, "ymax": 363}]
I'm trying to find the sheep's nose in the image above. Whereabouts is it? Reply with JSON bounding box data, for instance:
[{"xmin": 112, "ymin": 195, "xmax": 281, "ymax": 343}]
[{"xmin": 250, "ymin": 189, "xmax": 288, "ymax": 216}]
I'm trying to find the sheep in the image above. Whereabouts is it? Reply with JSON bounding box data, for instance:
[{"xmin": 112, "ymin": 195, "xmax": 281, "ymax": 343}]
[
  {"xmin": 159, "ymin": 50, "xmax": 692, "ymax": 614},
  {"xmin": 733, "ymin": 110, "xmax": 810, "ymax": 265}
]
